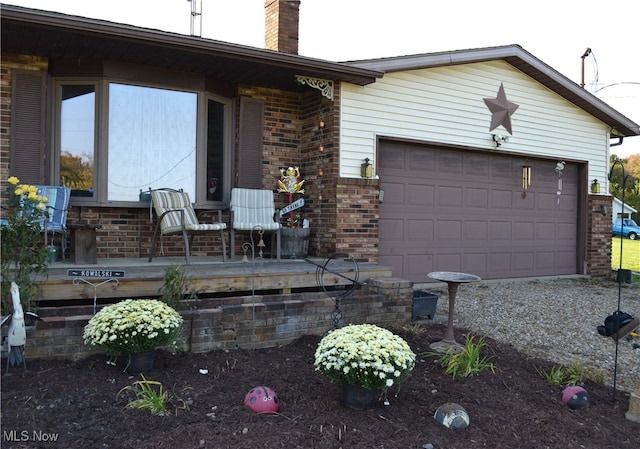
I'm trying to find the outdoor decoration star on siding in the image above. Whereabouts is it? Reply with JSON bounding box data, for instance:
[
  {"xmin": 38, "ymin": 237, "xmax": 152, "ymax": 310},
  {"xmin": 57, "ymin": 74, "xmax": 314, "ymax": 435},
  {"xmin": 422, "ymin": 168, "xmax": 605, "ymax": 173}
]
[{"xmin": 483, "ymin": 83, "xmax": 519, "ymax": 134}]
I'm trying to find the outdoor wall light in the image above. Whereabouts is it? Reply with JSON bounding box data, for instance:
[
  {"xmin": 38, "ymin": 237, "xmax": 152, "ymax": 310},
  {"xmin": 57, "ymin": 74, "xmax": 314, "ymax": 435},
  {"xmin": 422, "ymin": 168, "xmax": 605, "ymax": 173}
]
[
  {"xmin": 591, "ymin": 179, "xmax": 601, "ymax": 194},
  {"xmin": 492, "ymin": 133, "xmax": 509, "ymax": 147},
  {"xmin": 600, "ymin": 204, "xmax": 608, "ymax": 216},
  {"xmin": 361, "ymin": 157, "xmax": 373, "ymax": 178}
]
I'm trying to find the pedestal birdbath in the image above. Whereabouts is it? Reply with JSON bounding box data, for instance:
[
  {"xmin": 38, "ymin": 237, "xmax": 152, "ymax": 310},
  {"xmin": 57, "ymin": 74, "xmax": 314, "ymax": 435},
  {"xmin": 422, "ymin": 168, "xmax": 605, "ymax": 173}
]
[{"xmin": 428, "ymin": 271, "xmax": 481, "ymax": 352}]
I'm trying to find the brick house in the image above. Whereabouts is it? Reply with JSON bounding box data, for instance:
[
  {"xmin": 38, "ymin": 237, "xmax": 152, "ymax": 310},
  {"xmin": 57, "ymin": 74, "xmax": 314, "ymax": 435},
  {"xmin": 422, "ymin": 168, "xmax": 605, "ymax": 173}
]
[{"xmin": 2, "ymin": 1, "xmax": 638, "ymax": 281}]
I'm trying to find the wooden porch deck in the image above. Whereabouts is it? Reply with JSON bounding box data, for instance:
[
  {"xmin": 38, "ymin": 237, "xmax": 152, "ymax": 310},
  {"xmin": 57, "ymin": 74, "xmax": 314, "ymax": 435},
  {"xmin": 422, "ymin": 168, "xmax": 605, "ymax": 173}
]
[{"xmin": 40, "ymin": 256, "xmax": 394, "ymax": 306}]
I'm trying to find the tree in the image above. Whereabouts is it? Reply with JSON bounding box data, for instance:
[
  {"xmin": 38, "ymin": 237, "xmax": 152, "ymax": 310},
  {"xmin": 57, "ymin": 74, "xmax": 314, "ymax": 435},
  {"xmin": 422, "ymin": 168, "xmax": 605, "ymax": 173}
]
[{"xmin": 60, "ymin": 151, "xmax": 93, "ymax": 190}]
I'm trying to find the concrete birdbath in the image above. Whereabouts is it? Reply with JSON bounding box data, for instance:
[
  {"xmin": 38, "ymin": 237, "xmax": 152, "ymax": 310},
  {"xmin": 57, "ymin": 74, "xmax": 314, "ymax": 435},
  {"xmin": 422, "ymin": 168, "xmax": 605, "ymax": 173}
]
[{"xmin": 428, "ymin": 271, "xmax": 481, "ymax": 352}]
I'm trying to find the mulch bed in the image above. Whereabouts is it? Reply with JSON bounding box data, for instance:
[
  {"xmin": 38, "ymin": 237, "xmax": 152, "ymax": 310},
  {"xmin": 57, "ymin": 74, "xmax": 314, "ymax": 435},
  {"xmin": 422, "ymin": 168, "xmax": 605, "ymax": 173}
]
[{"xmin": 2, "ymin": 324, "xmax": 639, "ymax": 449}]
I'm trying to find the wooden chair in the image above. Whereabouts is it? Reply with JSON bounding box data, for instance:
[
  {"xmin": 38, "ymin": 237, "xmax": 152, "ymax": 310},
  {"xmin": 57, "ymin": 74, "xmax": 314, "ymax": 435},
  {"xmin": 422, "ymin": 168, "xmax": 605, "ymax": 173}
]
[
  {"xmin": 148, "ymin": 189, "xmax": 227, "ymax": 264},
  {"xmin": 35, "ymin": 185, "xmax": 71, "ymax": 260},
  {"xmin": 230, "ymin": 188, "xmax": 281, "ymax": 261}
]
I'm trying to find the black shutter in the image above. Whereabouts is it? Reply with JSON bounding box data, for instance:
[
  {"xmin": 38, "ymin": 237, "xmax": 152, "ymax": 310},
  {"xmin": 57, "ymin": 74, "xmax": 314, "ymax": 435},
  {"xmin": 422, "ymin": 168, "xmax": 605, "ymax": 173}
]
[
  {"xmin": 237, "ymin": 96, "xmax": 264, "ymax": 189},
  {"xmin": 10, "ymin": 70, "xmax": 47, "ymax": 184}
]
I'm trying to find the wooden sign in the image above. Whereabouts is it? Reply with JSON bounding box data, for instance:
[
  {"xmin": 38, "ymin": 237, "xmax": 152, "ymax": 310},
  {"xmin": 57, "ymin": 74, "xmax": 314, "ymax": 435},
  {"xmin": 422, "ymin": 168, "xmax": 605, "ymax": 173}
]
[
  {"xmin": 67, "ymin": 269, "xmax": 126, "ymax": 278},
  {"xmin": 279, "ymin": 198, "xmax": 305, "ymax": 217}
]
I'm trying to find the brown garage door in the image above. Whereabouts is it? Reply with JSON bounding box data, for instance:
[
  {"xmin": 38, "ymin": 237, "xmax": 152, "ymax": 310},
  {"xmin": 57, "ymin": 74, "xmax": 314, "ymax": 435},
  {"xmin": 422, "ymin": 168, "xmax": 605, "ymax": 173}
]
[{"xmin": 378, "ymin": 141, "xmax": 581, "ymax": 282}]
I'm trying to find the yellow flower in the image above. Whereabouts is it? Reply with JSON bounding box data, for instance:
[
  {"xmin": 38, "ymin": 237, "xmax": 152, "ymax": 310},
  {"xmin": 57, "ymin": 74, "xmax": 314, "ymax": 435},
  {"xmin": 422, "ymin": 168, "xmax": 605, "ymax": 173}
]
[{"xmin": 8, "ymin": 176, "xmax": 19, "ymax": 185}]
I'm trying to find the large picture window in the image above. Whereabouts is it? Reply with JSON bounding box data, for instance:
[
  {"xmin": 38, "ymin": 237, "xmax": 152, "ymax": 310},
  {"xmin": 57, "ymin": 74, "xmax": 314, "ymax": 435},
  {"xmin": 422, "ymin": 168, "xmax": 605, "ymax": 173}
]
[
  {"xmin": 55, "ymin": 80, "xmax": 230, "ymax": 206},
  {"xmin": 108, "ymin": 83, "xmax": 197, "ymax": 202}
]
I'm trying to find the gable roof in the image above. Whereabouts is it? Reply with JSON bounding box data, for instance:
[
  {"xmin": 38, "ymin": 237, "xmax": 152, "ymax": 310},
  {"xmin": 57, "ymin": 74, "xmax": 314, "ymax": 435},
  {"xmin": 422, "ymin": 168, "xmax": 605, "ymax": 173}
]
[
  {"xmin": 347, "ymin": 45, "xmax": 639, "ymax": 137},
  {"xmin": 613, "ymin": 197, "xmax": 638, "ymax": 214},
  {"xmin": 0, "ymin": 4, "xmax": 382, "ymax": 90}
]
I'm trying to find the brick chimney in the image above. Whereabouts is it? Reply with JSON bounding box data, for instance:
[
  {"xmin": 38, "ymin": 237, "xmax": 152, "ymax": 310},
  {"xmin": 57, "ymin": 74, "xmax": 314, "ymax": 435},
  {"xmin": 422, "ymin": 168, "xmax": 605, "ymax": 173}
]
[{"xmin": 264, "ymin": 0, "xmax": 300, "ymax": 54}]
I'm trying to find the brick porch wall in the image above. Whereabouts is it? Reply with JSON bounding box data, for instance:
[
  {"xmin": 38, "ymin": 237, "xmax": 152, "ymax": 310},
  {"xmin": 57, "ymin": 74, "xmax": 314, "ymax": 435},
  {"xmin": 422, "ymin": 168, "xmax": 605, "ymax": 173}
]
[
  {"xmin": 587, "ymin": 194, "xmax": 613, "ymax": 277},
  {"xmin": 12, "ymin": 277, "xmax": 413, "ymax": 361}
]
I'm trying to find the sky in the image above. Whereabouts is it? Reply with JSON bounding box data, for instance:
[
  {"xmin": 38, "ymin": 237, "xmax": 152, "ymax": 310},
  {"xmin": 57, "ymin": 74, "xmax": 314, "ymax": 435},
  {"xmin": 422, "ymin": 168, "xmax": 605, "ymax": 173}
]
[{"xmin": 4, "ymin": 0, "xmax": 639, "ymax": 158}]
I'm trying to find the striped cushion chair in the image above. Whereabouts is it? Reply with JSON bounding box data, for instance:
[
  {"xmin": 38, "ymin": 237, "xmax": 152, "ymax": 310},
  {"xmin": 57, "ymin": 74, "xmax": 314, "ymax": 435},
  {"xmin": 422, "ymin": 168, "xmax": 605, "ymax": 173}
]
[
  {"xmin": 148, "ymin": 189, "xmax": 227, "ymax": 264},
  {"xmin": 35, "ymin": 185, "xmax": 71, "ymax": 260},
  {"xmin": 230, "ymin": 188, "xmax": 281, "ymax": 261}
]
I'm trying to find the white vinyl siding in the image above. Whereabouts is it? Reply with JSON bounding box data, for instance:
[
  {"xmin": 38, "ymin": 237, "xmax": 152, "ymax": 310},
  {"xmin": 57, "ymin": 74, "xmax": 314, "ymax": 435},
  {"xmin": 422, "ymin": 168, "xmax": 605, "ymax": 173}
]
[{"xmin": 340, "ymin": 60, "xmax": 609, "ymax": 183}]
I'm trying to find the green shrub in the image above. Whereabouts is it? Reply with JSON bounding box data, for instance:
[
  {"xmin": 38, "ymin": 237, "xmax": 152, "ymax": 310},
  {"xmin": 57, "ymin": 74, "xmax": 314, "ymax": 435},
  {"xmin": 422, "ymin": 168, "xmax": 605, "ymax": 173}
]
[
  {"xmin": 158, "ymin": 264, "xmax": 196, "ymax": 308},
  {"xmin": 118, "ymin": 375, "xmax": 170, "ymax": 416},
  {"xmin": 425, "ymin": 334, "xmax": 495, "ymax": 379},
  {"xmin": 537, "ymin": 363, "xmax": 606, "ymax": 387}
]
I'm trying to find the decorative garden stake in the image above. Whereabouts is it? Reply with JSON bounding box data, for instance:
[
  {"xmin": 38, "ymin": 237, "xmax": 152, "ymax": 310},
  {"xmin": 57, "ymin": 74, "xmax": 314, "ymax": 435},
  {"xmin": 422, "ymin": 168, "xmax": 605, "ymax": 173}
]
[
  {"xmin": 1, "ymin": 282, "xmax": 44, "ymax": 373},
  {"xmin": 277, "ymin": 166, "xmax": 305, "ymax": 228}
]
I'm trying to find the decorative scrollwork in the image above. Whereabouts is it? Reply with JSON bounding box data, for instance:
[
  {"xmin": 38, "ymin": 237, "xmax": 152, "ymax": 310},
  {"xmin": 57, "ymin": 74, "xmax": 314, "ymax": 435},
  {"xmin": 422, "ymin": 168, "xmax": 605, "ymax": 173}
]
[{"xmin": 295, "ymin": 75, "xmax": 334, "ymax": 100}]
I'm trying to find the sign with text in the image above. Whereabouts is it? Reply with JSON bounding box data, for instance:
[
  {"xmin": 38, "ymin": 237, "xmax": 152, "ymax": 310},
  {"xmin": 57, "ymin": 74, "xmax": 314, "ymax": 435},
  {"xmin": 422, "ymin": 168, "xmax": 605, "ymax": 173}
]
[
  {"xmin": 67, "ymin": 269, "xmax": 126, "ymax": 278},
  {"xmin": 279, "ymin": 198, "xmax": 305, "ymax": 217}
]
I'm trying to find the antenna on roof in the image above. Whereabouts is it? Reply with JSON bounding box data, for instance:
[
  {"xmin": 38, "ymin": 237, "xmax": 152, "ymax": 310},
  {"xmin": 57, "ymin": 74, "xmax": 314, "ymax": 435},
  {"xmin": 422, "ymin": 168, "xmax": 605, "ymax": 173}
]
[{"xmin": 187, "ymin": 0, "xmax": 202, "ymax": 37}]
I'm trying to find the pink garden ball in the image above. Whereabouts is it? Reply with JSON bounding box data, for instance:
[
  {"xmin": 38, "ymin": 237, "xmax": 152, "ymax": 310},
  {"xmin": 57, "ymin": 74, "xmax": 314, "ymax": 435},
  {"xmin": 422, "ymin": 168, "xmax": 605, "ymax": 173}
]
[
  {"xmin": 562, "ymin": 386, "xmax": 590, "ymax": 410},
  {"xmin": 244, "ymin": 386, "xmax": 279, "ymax": 414}
]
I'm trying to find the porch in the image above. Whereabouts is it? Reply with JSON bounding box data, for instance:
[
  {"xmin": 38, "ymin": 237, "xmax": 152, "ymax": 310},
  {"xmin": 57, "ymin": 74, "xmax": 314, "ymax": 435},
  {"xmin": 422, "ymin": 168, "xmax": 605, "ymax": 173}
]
[
  {"xmin": 24, "ymin": 257, "xmax": 411, "ymax": 360},
  {"xmin": 40, "ymin": 256, "xmax": 394, "ymax": 306}
]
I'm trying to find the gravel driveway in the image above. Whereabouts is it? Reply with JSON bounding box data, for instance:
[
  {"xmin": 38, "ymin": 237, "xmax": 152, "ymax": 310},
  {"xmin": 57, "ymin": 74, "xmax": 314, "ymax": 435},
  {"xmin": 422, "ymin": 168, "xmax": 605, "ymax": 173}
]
[{"xmin": 416, "ymin": 276, "xmax": 640, "ymax": 393}]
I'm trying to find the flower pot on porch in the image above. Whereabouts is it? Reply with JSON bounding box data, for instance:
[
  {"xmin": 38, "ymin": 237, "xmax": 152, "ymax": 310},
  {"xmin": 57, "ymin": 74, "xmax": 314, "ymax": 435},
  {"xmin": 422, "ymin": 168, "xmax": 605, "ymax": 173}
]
[{"xmin": 281, "ymin": 227, "xmax": 310, "ymax": 259}]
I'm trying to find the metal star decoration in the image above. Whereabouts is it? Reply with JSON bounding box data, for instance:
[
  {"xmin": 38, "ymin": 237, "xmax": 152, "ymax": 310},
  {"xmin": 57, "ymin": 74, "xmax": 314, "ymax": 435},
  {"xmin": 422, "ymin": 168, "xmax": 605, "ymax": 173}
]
[{"xmin": 483, "ymin": 83, "xmax": 519, "ymax": 134}]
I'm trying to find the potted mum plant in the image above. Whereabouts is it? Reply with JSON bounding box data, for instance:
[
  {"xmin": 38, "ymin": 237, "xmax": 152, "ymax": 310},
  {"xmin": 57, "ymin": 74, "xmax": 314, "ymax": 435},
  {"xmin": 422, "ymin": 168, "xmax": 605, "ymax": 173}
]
[
  {"xmin": 83, "ymin": 299, "xmax": 183, "ymax": 373},
  {"xmin": 314, "ymin": 323, "xmax": 416, "ymax": 409},
  {"xmin": 277, "ymin": 166, "xmax": 310, "ymax": 258},
  {"xmin": 0, "ymin": 176, "xmax": 51, "ymax": 314}
]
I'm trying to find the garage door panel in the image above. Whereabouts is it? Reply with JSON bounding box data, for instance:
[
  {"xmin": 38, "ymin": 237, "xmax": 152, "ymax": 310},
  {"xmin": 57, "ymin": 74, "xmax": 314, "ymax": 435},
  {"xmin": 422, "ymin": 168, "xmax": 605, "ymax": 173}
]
[
  {"xmin": 379, "ymin": 218, "xmax": 404, "ymax": 240},
  {"xmin": 463, "ymin": 253, "xmax": 488, "ymax": 273},
  {"xmin": 438, "ymin": 186, "xmax": 463, "ymax": 207},
  {"xmin": 557, "ymin": 223, "xmax": 576, "ymax": 240},
  {"xmin": 513, "ymin": 222, "xmax": 534, "ymax": 239},
  {"xmin": 488, "ymin": 253, "xmax": 512, "ymax": 271},
  {"xmin": 536, "ymin": 252, "xmax": 555, "ymax": 268},
  {"xmin": 383, "ymin": 182, "xmax": 405, "ymax": 204},
  {"xmin": 465, "ymin": 155, "xmax": 490, "ymax": 176},
  {"xmin": 466, "ymin": 188, "xmax": 489, "ymax": 208},
  {"xmin": 536, "ymin": 222, "xmax": 556, "ymax": 239},
  {"xmin": 465, "ymin": 221, "xmax": 488, "ymax": 239},
  {"xmin": 434, "ymin": 253, "xmax": 463, "ymax": 272},
  {"xmin": 490, "ymin": 158, "xmax": 513, "ymax": 178},
  {"xmin": 406, "ymin": 254, "xmax": 434, "ymax": 279},
  {"xmin": 491, "ymin": 190, "xmax": 513, "ymax": 208},
  {"xmin": 438, "ymin": 153, "xmax": 463, "ymax": 173},
  {"xmin": 537, "ymin": 192, "xmax": 559, "ymax": 210},
  {"xmin": 437, "ymin": 220, "xmax": 462, "ymax": 240},
  {"xmin": 513, "ymin": 252, "xmax": 534, "ymax": 270},
  {"xmin": 407, "ymin": 148, "xmax": 436, "ymax": 171},
  {"xmin": 379, "ymin": 141, "xmax": 580, "ymax": 281},
  {"xmin": 557, "ymin": 251, "xmax": 576, "ymax": 269},
  {"xmin": 407, "ymin": 184, "xmax": 434, "ymax": 207},
  {"xmin": 490, "ymin": 221, "xmax": 513, "ymax": 239},
  {"xmin": 408, "ymin": 219, "xmax": 434, "ymax": 240}
]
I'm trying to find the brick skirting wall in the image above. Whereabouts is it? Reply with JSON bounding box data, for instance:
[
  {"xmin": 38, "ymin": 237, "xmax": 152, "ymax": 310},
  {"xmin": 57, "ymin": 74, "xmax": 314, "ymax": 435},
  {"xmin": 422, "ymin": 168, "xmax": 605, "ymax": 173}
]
[{"xmin": 5, "ymin": 277, "xmax": 413, "ymax": 361}]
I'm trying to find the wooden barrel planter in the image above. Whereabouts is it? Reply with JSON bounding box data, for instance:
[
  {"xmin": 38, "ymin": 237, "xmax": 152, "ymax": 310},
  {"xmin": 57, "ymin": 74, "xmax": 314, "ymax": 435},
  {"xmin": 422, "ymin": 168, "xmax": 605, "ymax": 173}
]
[{"xmin": 281, "ymin": 227, "xmax": 310, "ymax": 259}]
